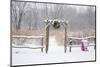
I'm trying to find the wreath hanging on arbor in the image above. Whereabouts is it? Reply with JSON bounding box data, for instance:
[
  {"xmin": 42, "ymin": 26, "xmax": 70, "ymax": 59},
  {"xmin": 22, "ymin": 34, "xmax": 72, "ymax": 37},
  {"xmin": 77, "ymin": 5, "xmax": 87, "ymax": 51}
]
[{"xmin": 53, "ymin": 21, "xmax": 60, "ymax": 29}]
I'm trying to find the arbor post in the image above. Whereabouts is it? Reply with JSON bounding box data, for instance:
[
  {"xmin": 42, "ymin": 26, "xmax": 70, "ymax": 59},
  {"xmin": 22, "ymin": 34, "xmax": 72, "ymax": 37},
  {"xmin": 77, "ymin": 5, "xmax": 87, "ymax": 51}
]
[
  {"xmin": 64, "ymin": 23, "xmax": 67, "ymax": 53},
  {"xmin": 45, "ymin": 20, "xmax": 49, "ymax": 53}
]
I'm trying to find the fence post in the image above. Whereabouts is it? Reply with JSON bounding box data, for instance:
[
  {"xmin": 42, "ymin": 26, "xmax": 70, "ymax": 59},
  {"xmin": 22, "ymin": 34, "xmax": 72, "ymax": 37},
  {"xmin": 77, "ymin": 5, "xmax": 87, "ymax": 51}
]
[{"xmin": 41, "ymin": 37, "xmax": 43, "ymax": 52}]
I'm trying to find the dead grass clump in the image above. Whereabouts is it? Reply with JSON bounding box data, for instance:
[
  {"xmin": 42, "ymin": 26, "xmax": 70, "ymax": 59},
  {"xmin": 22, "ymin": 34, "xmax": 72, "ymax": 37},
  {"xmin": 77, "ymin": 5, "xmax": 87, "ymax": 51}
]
[{"xmin": 12, "ymin": 30, "xmax": 44, "ymax": 36}]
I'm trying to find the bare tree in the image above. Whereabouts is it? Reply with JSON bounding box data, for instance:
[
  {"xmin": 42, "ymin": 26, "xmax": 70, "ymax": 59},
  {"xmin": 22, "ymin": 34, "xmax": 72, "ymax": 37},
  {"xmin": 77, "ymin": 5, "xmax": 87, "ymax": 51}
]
[
  {"xmin": 17, "ymin": 2, "xmax": 27, "ymax": 30},
  {"xmin": 12, "ymin": 1, "xmax": 27, "ymax": 31},
  {"xmin": 11, "ymin": 1, "xmax": 18, "ymax": 32}
]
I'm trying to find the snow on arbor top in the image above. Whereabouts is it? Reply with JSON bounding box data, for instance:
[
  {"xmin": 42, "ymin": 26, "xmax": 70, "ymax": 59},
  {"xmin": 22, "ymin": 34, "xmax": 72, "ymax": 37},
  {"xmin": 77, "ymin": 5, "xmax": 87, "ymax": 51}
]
[
  {"xmin": 44, "ymin": 19, "xmax": 68, "ymax": 24},
  {"xmin": 44, "ymin": 19, "xmax": 68, "ymax": 29}
]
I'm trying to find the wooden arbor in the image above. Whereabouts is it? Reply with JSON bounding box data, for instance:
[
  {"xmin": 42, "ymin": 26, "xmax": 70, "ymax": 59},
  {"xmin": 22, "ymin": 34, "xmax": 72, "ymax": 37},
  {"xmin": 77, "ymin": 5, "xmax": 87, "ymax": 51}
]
[{"xmin": 45, "ymin": 19, "xmax": 68, "ymax": 53}]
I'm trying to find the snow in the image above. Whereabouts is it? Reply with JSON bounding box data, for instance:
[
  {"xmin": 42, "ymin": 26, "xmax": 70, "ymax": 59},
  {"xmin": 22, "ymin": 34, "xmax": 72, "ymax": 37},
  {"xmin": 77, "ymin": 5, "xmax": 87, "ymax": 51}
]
[{"xmin": 12, "ymin": 36, "xmax": 95, "ymax": 66}]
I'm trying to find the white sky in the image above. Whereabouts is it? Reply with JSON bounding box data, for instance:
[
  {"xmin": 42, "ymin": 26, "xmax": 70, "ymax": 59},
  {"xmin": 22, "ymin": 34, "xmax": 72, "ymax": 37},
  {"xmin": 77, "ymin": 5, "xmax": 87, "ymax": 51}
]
[{"xmin": 68, "ymin": 5, "xmax": 95, "ymax": 14}]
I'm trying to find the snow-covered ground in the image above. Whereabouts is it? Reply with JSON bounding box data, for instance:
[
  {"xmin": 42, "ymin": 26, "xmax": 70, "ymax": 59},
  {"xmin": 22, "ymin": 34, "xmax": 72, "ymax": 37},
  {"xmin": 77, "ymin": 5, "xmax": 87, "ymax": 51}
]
[{"xmin": 12, "ymin": 36, "xmax": 95, "ymax": 66}]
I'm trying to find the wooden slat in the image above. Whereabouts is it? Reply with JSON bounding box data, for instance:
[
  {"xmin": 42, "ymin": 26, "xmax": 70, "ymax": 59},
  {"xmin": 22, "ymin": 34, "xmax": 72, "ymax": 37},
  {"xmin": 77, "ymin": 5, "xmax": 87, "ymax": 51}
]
[
  {"xmin": 69, "ymin": 45, "xmax": 95, "ymax": 47},
  {"xmin": 12, "ymin": 35, "xmax": 43, "ymax": 38},
  {"xmin": 68, "ymin": 36, "xmax": 95, "ymax": 40},
  {"xmin": 12, "ymin": 46, "xmax": 44, "ymax": 49}
]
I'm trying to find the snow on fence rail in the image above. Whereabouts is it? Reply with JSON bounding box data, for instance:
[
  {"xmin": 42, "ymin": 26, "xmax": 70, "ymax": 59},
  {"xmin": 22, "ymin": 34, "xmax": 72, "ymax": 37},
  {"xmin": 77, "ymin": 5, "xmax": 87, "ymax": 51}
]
[
  {"xmin": 12, "ymin": 35, "xmax": 44, "ymax": 52},
  {"xmin": 68, "ymin": 36, "xmax": 95, "ymax": 40},
  {"xmin": 12, "ymin": 35, "xmax": 44, "ymax": 38}
]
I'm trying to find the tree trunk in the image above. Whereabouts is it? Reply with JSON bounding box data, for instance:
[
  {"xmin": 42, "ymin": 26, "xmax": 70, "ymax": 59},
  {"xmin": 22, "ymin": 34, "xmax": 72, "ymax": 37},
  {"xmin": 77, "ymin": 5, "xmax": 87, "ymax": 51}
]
[{"xmin": 17, "ymin": 12, "xmax": 23, "ymax": 30}]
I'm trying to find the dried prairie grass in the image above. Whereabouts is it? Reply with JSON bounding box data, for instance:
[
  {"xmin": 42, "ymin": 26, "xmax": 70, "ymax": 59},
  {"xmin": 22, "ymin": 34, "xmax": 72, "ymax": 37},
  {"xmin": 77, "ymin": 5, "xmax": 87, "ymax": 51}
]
[{"xmin": 12, "ymin": 30, "xmax": 45, "ymax": 36}]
